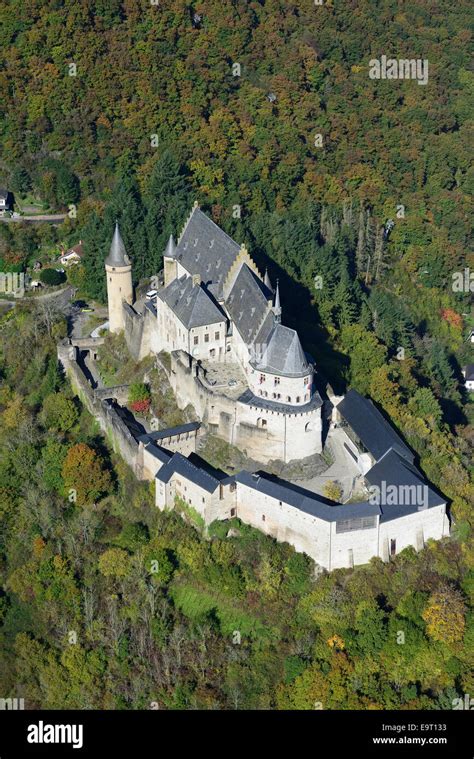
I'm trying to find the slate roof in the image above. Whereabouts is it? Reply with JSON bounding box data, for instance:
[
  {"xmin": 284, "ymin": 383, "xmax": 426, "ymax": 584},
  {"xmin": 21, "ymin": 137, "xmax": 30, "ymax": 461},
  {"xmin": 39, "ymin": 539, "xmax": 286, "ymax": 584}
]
[
  {"xmin": 105, "ymin": 223, "xmax": 130, "ymax": 267},
  {"xmin": 144, "ymin": 443, "xmax": 173, "ymax": 465},
  {"xmin": 253, "ymin": 324, "xmax": 310, "ymax": 377},
  {"xmin": 225, "ymin": 263, "xmax": 272, "ymax": 346},
  {"xmin": 337, "ymin": 389, "xmax": 413, "ymax": 463},
  {"xmin": 464, "ymin": 364, "xmax": 474, "ymax": 381},
  {"xmin": 365, "ymin": 449, "xmax": 446, "ymax": 521},
  {"xmin": 235, "ymin": 470, "xmax": 380, "ymax": 523},
  {"xmin": 175, "ymin": 207, "xmax": 241, "ymax": 299},
  {"xmin": 164, "ymin": 234, "xmax": 176, "ymax": 259},
  {"xmin": 252, "ymin": 310, "xmax": 275, "ymax": 357},
  {"xmin": 156, "ymin": 452, "xmax": 221, "ymax": 493},
  {"xmin": 139, "ymin": 421, "xmax": 201, "ymax": 443},
  {"xmin": 158, "ymin": 275, "xmax": 226, "ymax": 329}
]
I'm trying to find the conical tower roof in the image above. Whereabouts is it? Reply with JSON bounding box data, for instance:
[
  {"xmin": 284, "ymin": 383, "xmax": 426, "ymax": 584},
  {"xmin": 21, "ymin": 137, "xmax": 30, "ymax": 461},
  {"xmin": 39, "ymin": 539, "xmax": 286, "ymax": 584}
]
[
  {"xmin": 164, "ymin": 233, "xmax": 176, "ymax": 259},
  {"xmin": 273, "ymin": 279, "xmax": 282, "ymax": 322},
  {"xmin": 105, "ymin": 222, "xmax": 130, "ymax": 267}
]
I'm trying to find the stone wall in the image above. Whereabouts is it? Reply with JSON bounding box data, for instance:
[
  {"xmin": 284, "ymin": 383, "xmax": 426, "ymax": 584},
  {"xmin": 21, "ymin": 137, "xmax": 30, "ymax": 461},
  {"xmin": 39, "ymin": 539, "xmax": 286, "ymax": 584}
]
[
  {"xmin": 164, "ymin": 350, "xmax": 322, "ymax": 464},
  {"xmin": 57, "ymin": 340, "xmax": 140, "ymax": 475}
]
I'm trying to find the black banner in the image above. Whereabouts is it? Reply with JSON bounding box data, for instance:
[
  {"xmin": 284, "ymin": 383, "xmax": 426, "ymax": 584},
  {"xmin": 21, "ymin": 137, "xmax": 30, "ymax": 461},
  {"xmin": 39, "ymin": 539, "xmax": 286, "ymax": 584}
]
[{"xmin": 0, "ymin": 709, "xmax": 471, "ymax": 757}]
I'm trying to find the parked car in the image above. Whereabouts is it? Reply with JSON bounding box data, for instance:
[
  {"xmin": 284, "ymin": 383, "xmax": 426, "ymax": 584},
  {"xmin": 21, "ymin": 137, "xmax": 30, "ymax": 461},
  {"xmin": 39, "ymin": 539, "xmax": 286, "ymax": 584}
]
[{"xmin": 146, "ymin": 289, "xmax": 158, "ymax": 300}]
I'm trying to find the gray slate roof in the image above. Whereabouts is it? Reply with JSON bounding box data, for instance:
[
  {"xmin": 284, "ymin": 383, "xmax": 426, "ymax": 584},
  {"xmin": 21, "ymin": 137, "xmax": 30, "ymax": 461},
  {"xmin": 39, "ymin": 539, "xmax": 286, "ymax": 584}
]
[
  {"xmin": 158, "ymin": 275, "xmax": 226, "ymax": 329},
  {"xmin": 464, "ymin": 364, "xmax": 474, "ymax": 381},
  {"xmin": 164, "ymin": 234, "xmax": 176, "ymax": 259},
  {"xmin": 337, "ymin": 389, "xmax": 413, "ymax": 463},
  {"xmin": 253, "ymin": 324, "xmax": 309, "ymax": 377},
  {"xmin": 225, "ymin": 263, "xmax": 272, "ymax": 346},
  {"xmin": 144, "ymin": 443, "xmax": 173, "ymax": 465},
  {"xmin": 105, "ymin": 223, "xmax": 130, "ymax": 267},
  {"xmin": 235, "ymin": 470, "xmax": 380, "ymax": 523},
  {"xmin": 139, "ymin": 421, "xmax": 201, "ymax": 443},
  {"xmin": 156, "ymin": 452, "xmax": 221, "ymax": 493},
  {"xmin": 366, "ymin": 449, "xmax": 445, "ymax": 521},
  {"xmin": 175, "ymin": 208, "xmax": 240, "ymax": 299}
]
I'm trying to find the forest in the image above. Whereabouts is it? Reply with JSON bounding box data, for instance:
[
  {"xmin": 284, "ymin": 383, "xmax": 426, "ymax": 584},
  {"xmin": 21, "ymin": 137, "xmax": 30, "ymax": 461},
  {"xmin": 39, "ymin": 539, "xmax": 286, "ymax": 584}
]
[
  {"xmin": 0, "ymin": 0, "xmax": 472, "ymax": 710},
  {"xmin": 0, "ymin": 303, "xmax": 472, "ymax": 709}
]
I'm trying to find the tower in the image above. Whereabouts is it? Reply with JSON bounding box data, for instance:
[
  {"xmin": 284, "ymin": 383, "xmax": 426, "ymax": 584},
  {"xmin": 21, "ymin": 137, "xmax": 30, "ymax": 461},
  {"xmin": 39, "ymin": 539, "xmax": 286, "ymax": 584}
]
[
  {"xmin": 163, "ymin": 233, "xmax": 177, "ymax": 286},
  {"xmin": 105, "ymin": 222, "xmax": 133, "ymax": 334},
  {"xmin": 273, "ymin": 279, "xmax": 282, "ymax": 323}
]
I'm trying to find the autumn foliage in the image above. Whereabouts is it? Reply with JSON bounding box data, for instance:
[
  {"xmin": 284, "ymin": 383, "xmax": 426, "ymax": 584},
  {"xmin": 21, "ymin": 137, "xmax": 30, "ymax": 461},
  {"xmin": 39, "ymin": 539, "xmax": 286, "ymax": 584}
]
[{"xmin": 61, "ymin": 443, "xmax": 112, "ymax": 506}]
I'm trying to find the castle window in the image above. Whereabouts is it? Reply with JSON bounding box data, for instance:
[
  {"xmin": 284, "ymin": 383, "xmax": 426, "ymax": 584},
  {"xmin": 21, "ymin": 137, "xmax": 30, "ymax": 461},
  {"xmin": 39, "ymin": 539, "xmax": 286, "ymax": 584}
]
[
  {"xmin": 304, "ymin": 377, "xmax": 309, "ymax": 384},
  {"xmin": 260, "ymin": 374, "xmax": 266, "ymax": 383},
  {"xmin": 215, "ymin": 331, "xmax": 220, "ymax": 340},
  {"xmin": 204, "ymin": 334, "xmax": 209, "ymax": 343},
  {"xmin": 193, "ymin": 336, "xmax": 199, "ymax": 345},
  {"xmin": 274, "ymin": 377, "xmax": 280, "ymax": 386},
  {"xmin": 202, "ymin": 497, "xmax": 205, "ymax": 503},
  {"xmin": 262, "ymin": 419, "xmax": 267, "ymax": 427},
  {"xmin": 231, "ymin": 507, "xmax": 236, "ymax": 516},
  {"xmin": 296, "ymin": 396, "xmax": 300, "ymax": 403},
  {"xmin": 286, "ymin": 396, "xmax": 291, "ymax": 403},
  {"xmin": 262, "ymin": 514, "xmax": 266, "ymax": 522}
]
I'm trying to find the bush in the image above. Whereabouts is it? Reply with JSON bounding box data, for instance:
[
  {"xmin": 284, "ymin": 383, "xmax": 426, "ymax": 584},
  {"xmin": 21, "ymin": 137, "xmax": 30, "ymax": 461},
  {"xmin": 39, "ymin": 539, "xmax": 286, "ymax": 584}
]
[
  {"xmin": 40, "ymin": 268, "xmax": 66, "ymax": 286},
  {"xmin": 128, "ymin": 382, "xmax": 151, "ymax": 414}
]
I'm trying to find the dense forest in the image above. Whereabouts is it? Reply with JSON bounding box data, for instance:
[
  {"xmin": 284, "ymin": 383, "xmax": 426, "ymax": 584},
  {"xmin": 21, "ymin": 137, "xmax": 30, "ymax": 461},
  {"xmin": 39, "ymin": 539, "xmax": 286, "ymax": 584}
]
[
  {"xmin": 0, "ymin": 304, "xmax": 472, "ymax": 709},
  {"xmin": 0, "ymin": 0, "xmax": 473, "ymax": 710}
]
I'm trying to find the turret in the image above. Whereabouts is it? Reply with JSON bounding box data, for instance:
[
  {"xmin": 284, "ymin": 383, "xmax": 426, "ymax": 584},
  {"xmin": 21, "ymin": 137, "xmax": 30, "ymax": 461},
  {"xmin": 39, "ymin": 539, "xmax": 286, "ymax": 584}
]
[
  {"xmin": 163, "ymin": 233, "xmax": 177, "ymax": 286},
  {"xmin": 105, "ymin": 222, "xmax": 133, "ymax": 333},
  {"xmin": 273, "ymin": 279, "xmax": 282, "ymax": 323}
]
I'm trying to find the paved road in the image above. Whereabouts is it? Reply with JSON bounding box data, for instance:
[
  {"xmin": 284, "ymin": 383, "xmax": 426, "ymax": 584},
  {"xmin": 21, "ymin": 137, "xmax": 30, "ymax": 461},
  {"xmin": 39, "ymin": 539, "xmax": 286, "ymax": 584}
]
[
  {"xmin": 0, "ymin": 285, "xmax": 75, "ymax": 308},
  {"xmin": 0, "ymin": 214, "xmax": 67, "ymax": 224}
]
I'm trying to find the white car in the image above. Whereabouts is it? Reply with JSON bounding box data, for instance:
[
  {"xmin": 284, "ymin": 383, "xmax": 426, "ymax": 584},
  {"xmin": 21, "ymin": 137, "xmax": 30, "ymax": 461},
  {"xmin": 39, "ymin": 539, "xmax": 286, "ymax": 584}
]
[{"xmin": 146, "ymin": 289, "xmax": 158, "ymax": 300}]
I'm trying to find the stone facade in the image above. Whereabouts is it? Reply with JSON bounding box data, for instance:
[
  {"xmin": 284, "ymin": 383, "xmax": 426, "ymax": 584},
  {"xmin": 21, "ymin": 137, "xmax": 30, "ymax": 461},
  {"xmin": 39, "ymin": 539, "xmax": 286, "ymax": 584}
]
[{"xmin": 109, "ymin": 207, "xmax": 324, "ymax": 465}]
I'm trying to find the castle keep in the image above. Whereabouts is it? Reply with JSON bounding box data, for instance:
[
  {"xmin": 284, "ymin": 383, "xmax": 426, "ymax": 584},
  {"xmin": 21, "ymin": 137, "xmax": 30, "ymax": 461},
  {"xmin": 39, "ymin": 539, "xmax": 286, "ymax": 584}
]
[{"xmin": 108, "ymin": 203, "xmax": 322, "ymax": 464}]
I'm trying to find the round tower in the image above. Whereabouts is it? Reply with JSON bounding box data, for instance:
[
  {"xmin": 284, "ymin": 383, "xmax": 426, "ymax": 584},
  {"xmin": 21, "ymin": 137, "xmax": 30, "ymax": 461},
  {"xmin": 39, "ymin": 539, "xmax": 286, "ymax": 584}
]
[{"xmin": 105, "ymin": 222, "xmax": 133, "ymax": 334}]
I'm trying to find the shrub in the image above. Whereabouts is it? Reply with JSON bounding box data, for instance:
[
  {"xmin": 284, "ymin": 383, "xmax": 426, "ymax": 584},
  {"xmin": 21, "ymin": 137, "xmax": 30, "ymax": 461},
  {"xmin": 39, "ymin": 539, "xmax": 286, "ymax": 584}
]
[{"xmin": 40, "ymin": 268, "xmax": 66, "ymax": 286}]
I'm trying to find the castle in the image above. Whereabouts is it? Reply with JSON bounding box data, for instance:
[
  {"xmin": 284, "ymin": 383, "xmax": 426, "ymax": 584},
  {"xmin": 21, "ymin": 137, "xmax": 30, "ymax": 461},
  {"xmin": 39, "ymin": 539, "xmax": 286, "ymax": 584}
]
[
  {"xmin": 106, "ymin": 202, "xmax": 322, "ymax": 464},
  {"xmin": 94, "ymin": 205, "xmax": 450, "ymax": 570}
]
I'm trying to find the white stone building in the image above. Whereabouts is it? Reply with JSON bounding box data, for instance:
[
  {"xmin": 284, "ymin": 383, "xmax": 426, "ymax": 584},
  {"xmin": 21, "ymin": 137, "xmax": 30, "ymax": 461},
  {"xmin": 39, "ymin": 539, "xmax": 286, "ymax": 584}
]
[{"xmin": 106, "ymin": 204, "xmax": 323, "ymax": 464}]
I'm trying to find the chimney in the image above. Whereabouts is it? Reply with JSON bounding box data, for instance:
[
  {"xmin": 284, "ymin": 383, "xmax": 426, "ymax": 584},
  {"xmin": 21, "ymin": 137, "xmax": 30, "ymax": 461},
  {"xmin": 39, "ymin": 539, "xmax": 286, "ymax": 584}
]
[{"xmin": 192, "ymin": 274, "xmax": 200, "ymax": 287}]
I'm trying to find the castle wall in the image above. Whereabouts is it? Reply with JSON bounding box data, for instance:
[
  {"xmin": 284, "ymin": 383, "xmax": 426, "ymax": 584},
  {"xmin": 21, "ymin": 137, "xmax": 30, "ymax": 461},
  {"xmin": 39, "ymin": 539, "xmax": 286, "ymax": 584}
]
[
  {"xmin": 167, "ymin": 351, "xmax": 322, "ymax": 464},
  {"xmin": 122, "ymin": 304, "xmax": 156, "ymax": 361},
  {"xmin": 235, "ymin": 480, "xmax": 331, "ymax": 566},
  {"xmin": 59, "ymin": 339, "xmax": 448, "ymax": 572},
  {"xmin": 378, "ymin": 504, "xmax": 448, "ymax": 559},
  {"xmin": 329, "ymin": 521, "xmax": 379, "ymax": 570},
  {"xmin": 57, "ymin": 341, "xmax": 139, "ymax": 473}
]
